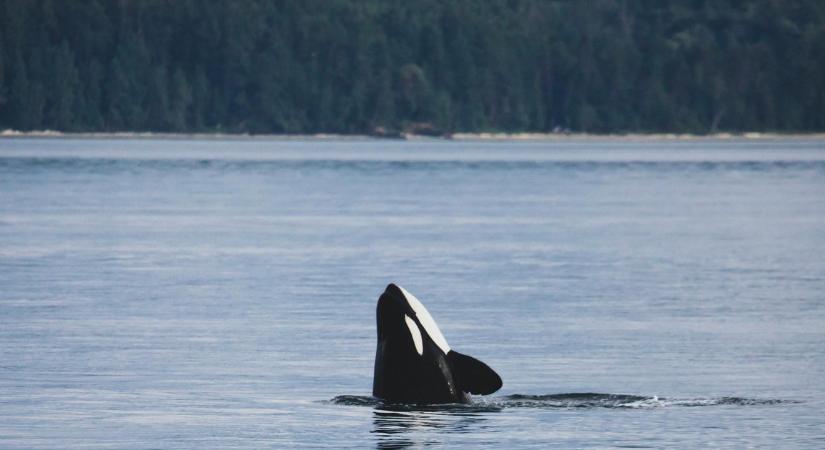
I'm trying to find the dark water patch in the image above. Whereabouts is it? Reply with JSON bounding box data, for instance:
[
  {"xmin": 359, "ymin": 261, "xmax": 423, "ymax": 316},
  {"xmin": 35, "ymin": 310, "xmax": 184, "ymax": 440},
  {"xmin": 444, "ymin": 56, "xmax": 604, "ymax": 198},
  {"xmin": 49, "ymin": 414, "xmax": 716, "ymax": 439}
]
[
  {"xmin": 329, "ymin": 395, "xmax": 383, "ymax": 407},
  {"xmin": 3, "ymin": 156, "xmax": 825, "ymax": 175},
  {"xmin": 329, "ymin": 394, "xmax": 797, "ymax": 410}
]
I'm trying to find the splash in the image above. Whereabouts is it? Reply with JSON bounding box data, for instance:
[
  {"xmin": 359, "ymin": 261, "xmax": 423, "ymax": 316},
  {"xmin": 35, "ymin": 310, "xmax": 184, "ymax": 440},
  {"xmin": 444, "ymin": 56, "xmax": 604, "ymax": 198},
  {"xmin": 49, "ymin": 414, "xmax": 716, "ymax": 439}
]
[{"xmin": 329, "ymin": 393, "xmax": 796, "ymax": 410}]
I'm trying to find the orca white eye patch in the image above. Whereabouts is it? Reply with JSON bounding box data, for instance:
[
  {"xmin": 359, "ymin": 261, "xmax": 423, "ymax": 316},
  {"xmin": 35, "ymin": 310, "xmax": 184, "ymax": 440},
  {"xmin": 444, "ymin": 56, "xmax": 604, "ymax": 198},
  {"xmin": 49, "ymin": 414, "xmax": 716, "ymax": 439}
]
[{"xmin": 404, "ymin": 314, "xmax": 423, "ymax": 355}]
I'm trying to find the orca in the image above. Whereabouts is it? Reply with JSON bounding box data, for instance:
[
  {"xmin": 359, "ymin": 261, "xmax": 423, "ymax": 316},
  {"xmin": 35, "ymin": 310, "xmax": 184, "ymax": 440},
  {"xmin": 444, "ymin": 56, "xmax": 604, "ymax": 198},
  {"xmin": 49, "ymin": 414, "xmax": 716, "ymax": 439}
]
[{"xmin": 372, "ymin": 283, "xmax": 502, "ymax": 404}]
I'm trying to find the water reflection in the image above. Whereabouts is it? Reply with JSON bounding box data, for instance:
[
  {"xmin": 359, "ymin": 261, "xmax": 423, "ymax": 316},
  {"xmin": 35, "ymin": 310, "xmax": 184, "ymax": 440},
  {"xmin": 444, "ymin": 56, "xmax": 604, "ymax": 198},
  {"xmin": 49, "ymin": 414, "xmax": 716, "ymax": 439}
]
[
  {"xmin": 372, "ymin": 404, "xmax": 499, "ymax": 449},
  {"xmin": 352, "ymin": 392, "xmax": 792, "ymax": 447}
]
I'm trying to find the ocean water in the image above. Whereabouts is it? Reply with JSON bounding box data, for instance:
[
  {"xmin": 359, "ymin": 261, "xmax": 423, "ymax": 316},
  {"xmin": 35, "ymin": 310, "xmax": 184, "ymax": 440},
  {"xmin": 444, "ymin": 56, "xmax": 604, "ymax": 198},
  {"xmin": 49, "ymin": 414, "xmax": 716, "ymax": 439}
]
[{"xmin": 1, "ymin": 137, "xmax": 824, "ymax": 449}]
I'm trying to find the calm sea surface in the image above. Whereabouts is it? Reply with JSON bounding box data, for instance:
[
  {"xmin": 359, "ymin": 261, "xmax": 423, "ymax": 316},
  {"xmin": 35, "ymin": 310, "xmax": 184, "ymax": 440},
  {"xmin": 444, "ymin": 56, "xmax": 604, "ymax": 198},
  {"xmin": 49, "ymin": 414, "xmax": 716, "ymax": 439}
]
[{"xmin": 1, "ymin": 138, "xmax": 824, "ymax": 448}]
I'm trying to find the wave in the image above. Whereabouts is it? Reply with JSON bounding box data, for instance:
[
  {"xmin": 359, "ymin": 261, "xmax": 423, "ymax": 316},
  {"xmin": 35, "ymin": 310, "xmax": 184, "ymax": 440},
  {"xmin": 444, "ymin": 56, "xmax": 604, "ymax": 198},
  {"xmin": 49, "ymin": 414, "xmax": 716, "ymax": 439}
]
[{"xmin": 329, "ymin": 393, "xmax": 796, "ymax": 410}]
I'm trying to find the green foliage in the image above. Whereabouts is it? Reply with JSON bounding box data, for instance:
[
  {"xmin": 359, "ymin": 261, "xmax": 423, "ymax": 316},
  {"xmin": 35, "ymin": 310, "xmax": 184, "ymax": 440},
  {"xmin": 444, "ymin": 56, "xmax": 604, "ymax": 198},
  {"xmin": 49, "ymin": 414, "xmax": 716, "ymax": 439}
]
[{"xmin": 0, "ymin": 0, "xmax": 823, "ymax": 133}]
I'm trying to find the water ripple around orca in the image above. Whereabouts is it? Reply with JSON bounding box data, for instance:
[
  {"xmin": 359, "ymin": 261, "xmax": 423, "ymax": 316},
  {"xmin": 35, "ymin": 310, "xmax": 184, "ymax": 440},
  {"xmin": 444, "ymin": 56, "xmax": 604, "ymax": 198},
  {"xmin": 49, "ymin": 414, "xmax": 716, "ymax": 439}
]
[{"xmin": 329, "ymin": 393, "xmax": 796, "ymax": 410}]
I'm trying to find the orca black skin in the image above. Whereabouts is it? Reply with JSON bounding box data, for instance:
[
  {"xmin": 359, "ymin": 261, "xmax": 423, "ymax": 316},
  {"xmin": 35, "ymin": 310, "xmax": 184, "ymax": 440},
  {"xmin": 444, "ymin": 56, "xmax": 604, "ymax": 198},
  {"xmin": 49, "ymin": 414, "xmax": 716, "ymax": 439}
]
[{"xmin": 372, "ymin": 283, "xmax": 502, "ymax": 404}]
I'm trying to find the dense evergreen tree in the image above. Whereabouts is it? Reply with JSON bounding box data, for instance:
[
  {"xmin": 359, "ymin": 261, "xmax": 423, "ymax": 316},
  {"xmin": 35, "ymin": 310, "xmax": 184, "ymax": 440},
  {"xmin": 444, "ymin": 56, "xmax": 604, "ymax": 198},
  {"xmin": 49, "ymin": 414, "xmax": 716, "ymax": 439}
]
[{"xmin": 0, "ymin": 0, "xmax": 823, "ymax": 134}]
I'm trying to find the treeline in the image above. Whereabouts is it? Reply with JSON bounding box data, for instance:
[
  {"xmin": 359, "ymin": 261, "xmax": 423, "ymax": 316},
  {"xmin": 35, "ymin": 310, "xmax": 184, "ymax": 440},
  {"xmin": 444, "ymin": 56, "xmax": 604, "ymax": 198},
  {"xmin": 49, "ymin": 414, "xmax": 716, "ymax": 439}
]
[{"xmin": 1, "ymin": 0, "xmax": 824, "ymax": 134}]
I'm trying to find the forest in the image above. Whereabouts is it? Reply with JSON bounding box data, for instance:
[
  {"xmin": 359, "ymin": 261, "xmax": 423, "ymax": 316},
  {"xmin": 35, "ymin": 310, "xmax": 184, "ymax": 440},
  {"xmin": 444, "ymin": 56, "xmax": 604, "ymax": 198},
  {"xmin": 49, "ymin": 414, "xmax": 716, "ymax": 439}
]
[{"xmin": 1, "ymin": 0, "xmax": 824, "ymax": 134}]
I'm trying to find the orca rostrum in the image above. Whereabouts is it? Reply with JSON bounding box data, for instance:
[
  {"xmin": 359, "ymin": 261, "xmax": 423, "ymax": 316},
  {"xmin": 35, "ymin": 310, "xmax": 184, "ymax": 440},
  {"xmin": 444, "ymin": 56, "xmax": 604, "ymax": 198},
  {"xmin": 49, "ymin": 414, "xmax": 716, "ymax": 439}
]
[{"xmin": 372, "ymin": 283, "xmax": 502, "ymax": 404}]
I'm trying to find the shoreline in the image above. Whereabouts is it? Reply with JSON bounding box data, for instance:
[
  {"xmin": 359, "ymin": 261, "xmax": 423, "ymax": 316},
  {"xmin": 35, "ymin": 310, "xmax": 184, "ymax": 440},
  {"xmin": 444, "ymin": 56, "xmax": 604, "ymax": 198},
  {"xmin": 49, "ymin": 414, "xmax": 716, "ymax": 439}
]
[{"xmin": 2, "ymin": 129, "xmax": 825, "ymax": 142}]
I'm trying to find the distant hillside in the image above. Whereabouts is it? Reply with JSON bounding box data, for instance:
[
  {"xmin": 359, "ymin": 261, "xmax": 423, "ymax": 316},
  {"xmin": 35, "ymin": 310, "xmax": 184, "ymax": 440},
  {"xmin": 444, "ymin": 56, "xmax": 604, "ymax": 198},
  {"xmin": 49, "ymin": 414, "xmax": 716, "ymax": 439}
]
[{"xmin": 1, "ymin": 0, "xmax": 823, "ymax": 134}]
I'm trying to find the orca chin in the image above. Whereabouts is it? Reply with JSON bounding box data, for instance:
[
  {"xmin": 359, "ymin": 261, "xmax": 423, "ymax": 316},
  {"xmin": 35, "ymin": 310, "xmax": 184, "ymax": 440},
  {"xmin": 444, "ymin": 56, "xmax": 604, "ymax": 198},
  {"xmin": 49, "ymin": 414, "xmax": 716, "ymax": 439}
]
[{"xmin": 372, "ymin": 283, "xmax": 502, "ymax": 404}]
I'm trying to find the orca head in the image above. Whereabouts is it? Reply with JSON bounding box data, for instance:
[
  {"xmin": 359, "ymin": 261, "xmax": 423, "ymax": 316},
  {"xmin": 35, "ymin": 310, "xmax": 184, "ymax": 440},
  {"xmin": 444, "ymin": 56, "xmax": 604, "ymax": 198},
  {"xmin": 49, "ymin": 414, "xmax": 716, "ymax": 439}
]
[
  {"xmin": 376, "ymin": 283, "xmax": 450, "ymax": 358},
  {"xmin": 373, "ymin": 283, "xmax": 503, "ymax": 404}
]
